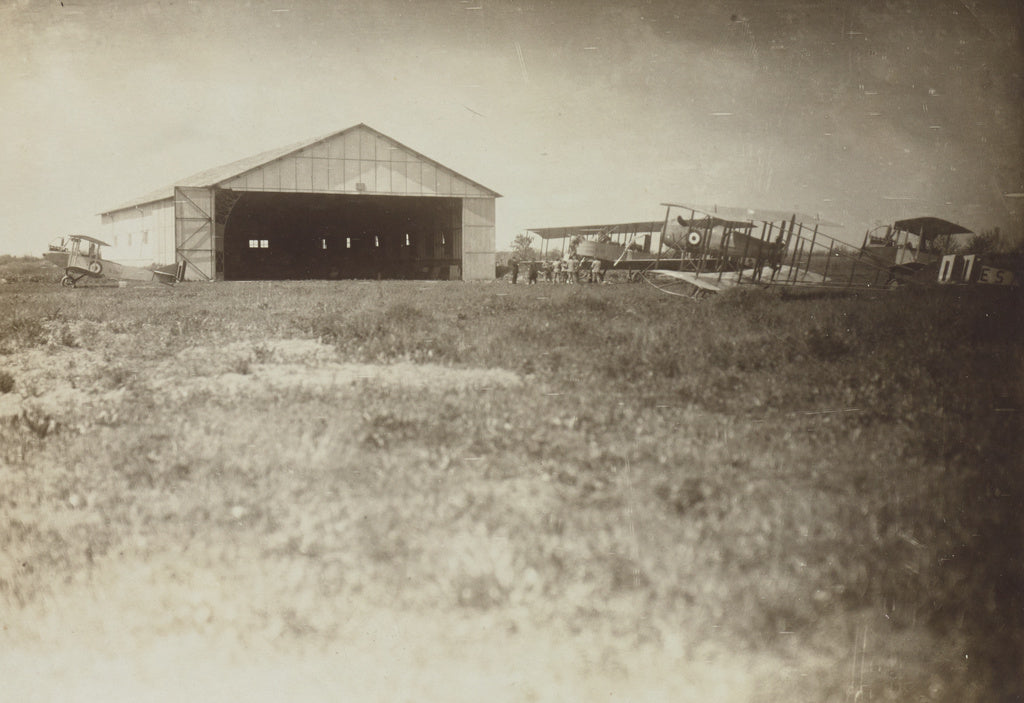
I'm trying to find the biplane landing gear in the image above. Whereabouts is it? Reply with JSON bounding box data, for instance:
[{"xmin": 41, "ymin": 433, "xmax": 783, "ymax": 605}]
[{"xmin": 60, "ymin": 272, "xmax": 85, "ymax": 288}]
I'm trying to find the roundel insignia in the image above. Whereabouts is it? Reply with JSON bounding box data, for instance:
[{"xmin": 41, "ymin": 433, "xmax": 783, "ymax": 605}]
[
  {"xmin": 88, "ymin": 261, "xmax": 103, "ymax": 275},
  {"xmin": 687, "ymin": 230, "xmax": 703, "ymax": 247}
]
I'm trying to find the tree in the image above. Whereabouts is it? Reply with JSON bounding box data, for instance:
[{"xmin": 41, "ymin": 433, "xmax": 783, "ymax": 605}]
[
  {"xmin": 511, "ymin": 233, "xmax": 537, "ymax": 261},
  {"xmin": 964, "ymin": 229, "xmax": 1002, "ymax": 256}
]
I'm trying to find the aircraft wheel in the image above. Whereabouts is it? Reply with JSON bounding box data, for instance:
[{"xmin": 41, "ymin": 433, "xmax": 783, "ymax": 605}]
[
  {"xmin": 60, "ymin": 275, "xmax": 75, "ymax": 288},
  {"xmin": 88, "ymin": 261, "xmax": 102, "ymax": 275}
]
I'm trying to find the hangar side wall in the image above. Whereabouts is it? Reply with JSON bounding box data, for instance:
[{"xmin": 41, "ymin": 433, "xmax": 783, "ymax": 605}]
[
  {"xmin": 462, "ymin": 198, "xmax": 495, "ymax": 281},
  {"xmin": 99, "ymin": 200, "xmax": 175, "ymax": 266}
]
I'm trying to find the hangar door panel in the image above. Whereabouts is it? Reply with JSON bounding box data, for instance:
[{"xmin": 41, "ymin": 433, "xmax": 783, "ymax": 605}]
[
  {"xmin": 175, "ymin": 187, "xmax": 215, "ymax": 281},
  {"xmin": 462, "ymin": 198, "xmax": 495, "ymax": 281}
]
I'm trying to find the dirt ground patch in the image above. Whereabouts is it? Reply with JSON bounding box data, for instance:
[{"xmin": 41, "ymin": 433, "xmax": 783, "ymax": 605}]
[
  {"xmin": 4, "ymin": 546, "xmax": 764, "ymax": 703},
  {"xmin": 1, "ymin": 337, "xmax": 522, "ymax": 425}
]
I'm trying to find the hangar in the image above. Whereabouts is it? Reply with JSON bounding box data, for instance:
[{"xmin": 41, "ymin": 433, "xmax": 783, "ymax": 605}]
[{"xmin": 98, "ymin": 124, "xmax": 499, "ymax": 281}]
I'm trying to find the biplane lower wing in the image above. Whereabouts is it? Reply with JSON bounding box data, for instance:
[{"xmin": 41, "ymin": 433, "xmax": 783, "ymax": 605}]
[
  {"xmin": 649, "ymin": 264, "xmax": 829, "ymax": 294},
  {"xmin": 768, "ymin": 265, "xmax": 828, "ymax": 284},
  {"xmin": 649, "ymin": 269, "xmax": 723, "ymax": 292}
]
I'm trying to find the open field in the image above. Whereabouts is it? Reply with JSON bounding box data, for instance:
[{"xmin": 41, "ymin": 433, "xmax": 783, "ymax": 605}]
[{"xmin": 1, "ymin": 270, "xmax": 1022, "ymax": 701}]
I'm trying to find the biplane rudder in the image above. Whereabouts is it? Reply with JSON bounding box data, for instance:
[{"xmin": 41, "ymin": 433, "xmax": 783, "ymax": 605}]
[{"xmin": 153, "ymin": 260, "xmax": 187, "ymax": 285}]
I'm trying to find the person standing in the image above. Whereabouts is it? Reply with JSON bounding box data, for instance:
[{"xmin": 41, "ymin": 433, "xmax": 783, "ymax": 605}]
[
  {"xmin": 528, "ymin": 261, "xmax": 539, "ymax": 284},
  {"xmin": 567, "ymin": 255, "xmax": 579, "ymax": 284},
  {"xmin": 510, "ymin": 258, "xmax": 519, "ymax": 284},
  {"xmin": 592, "ymin": 257, "xmax": 603, "ymax": 283}
]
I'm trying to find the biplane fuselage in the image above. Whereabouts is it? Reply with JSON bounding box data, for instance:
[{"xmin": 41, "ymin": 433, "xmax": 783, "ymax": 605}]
[{"xmin": 661, "ymin": 214, "xmax": 786, "ymax": 264}]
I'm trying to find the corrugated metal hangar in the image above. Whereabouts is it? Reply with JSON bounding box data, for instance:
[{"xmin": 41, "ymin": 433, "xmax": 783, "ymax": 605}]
[{"xmin": 99, "ymin": 124, "xmax": 500, "ymax": 281}]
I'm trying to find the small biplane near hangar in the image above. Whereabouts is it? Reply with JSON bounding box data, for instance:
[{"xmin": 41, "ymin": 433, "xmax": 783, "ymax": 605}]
[{"xmin": 43, "ymin": 235, "xmax": 184, "ymax": 288}]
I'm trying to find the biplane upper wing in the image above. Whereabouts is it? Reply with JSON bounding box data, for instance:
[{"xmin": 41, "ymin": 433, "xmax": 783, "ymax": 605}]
[
  {"xmin": 662, "ymin": 203, "xmax": 843, "ymax": 228},
  {"xmin": 527, "ymin": 221, "xmax": 664, "ymax": 240},
  {"xmin": 675, "ymin": 216, "xmax": 756, "ymax": 230},
  {"xmin": 67, "ymin": 234, "xmax": 112, "ymax": 248},
  {"xmin": 892, "ymin": 217, "xmax": 972, "ymax": 241}
]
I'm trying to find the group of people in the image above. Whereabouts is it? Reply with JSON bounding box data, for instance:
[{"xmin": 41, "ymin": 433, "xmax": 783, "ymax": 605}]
[{"xmin": 509, "ymin": 256, "xmax": 605, "ymax": 285}]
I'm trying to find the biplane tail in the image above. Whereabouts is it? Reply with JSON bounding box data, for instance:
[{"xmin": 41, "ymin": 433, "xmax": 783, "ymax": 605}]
[{"xmin": 154, "ymin": 260, "xmax": 187, "ymax": 285}]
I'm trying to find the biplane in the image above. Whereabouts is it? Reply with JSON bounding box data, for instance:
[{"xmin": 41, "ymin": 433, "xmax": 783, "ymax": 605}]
[
  {"xmin": 858, "ymin": 216, "xmax": 1020, "ymax": 288},
  {"xmin": 43, "ymin": 235, "xmax": 184, "ymax": 288},
  {"xmin": 859, "ymin": 217, "xmax": 972, "ymax": 285},
  {"xmin": 530, "ymin": 204, "xmax": 896, "ymax": 297}
]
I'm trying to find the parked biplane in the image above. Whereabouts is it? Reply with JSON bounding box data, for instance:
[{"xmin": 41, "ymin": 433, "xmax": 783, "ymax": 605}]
[
  {"xmin": 859, "ymin": 217, "xmax": 970, "ymax": 285},
  {"xmin": 530, "ymin": 204, "xmax": 1020, "ymax": 297},
  {"xmin": 43, "ymin": 235, "xmax": 184, "ymax": 288},
  {"xmin": 858, "ymin": 217, "xmax": 1021, "ymax": 288},
  {"xmin": 531, "ymin": 204, "xmax": 894, "ymax": 297}
]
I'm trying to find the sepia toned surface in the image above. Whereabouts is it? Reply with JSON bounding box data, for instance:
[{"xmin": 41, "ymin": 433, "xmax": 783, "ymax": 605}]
[{"xmin": 1, "ymin": 1, "xmax": 1022, "ymax": 701}]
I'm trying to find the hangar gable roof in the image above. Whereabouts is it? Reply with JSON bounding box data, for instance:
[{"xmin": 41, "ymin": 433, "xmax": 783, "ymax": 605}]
[{"xmin": 101, "ymin": 123, "xmax": 500, "ymax": 215}]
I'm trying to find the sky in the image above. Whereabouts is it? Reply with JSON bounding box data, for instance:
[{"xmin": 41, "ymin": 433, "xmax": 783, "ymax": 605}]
[{"xmin": 1, "ymin": 0, "xmax": 1022, "ymax": 256}]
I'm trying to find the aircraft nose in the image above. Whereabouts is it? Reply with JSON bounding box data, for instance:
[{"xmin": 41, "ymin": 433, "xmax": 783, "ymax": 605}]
[{"xmin": 664, "ymin": 221, "xmax": 687, "ymax": 249}]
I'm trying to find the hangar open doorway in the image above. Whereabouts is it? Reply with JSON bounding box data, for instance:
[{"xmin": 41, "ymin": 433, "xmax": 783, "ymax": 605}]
[{"xmin": 221, "ymin": 191, "xmax": 462, "ymax": 281}]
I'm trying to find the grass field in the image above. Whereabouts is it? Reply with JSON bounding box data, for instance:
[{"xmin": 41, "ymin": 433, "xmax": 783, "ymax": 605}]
[{"xmin": 1, "ymin": 266, "xmax": 1021, "ymax": 702}]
